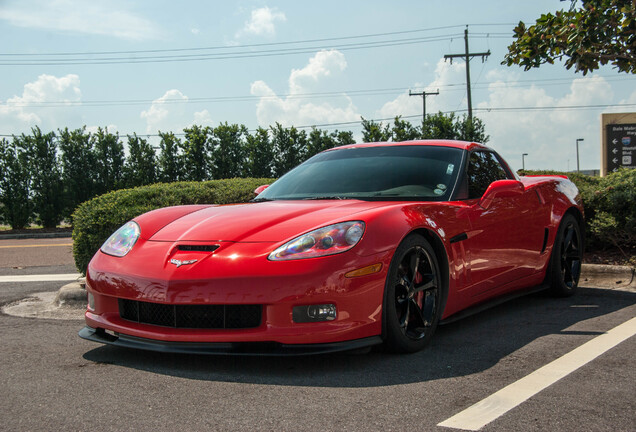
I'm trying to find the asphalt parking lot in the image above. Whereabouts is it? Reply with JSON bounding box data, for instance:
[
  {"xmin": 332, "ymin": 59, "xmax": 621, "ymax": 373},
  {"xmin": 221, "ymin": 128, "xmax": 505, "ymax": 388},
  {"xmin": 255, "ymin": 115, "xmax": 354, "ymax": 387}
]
[{"xmin": 0, "ymin": 238, "xmax": 634, "ymax": 431}]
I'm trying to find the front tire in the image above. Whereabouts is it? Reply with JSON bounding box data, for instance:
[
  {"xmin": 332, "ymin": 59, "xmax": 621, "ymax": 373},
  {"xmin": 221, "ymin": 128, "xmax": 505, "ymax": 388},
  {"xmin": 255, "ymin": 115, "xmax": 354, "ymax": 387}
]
[
  {"xmin": 549, "ymin": 214, "xmax": 582, "ymax": 297},
  {"xmin": 384, "ymin": 234, "xmax": 443, "ymax": 353}
]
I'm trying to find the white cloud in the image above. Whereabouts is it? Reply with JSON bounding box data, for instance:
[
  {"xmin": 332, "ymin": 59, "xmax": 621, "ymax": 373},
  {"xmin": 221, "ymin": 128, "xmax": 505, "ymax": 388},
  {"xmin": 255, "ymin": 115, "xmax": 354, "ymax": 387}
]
[
  {"xmin": 0, "ymin": 0, "xmax": 161, "ymax": 40},
  {"xmin": 237, "ymin": 6, "xmax": 285, "ymax": 38},
  {"xmin": 141, "ymin": 89, "xmax": 189, "ymax": 134},
  {"xmin": 251, "ymin": 50, "xmax": 359, "ymax": 127},
  {"xmin": 476, "ymin": 73, "xmax": 613, "ymax": 171},
  {"xmin": 191, "ymin": 28, "xmax": 200, "ymax": 35},
  {"xmin": 289, "ymin": 50, "xmax": 347, "ymax": 94},
  {"xmin": 140, "ymin": 91, "xmax": 217, "ymax": 135},
  {"xmin": 0, "ymin": 74, "xmax": 82, "ymax": 134},
  {"xmin": 193, "ymin": 109, "xmax": 213, "ymax": 125}
]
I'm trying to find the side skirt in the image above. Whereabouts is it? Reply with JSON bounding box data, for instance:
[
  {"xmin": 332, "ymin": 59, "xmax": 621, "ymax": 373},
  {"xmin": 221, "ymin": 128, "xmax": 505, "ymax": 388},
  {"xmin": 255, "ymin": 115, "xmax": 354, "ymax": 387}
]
[{"xmin": 439, "ymin": 284, "xmax": 549, "ymax": 326}]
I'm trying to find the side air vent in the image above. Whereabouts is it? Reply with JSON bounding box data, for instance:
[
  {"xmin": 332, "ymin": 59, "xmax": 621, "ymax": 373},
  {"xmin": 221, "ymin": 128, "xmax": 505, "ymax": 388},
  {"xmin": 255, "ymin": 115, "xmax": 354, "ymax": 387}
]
[{"xmin": 178, "ymin": 245, "xmax": 219, "ymax": 252}]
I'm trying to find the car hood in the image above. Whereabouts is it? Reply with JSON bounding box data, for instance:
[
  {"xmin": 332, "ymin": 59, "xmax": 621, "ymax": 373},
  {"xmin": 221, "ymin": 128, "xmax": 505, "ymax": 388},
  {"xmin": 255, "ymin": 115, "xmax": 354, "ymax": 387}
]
[{"xmin": 146, "ymin": 200, "xmax": 396, "ymax": 243}]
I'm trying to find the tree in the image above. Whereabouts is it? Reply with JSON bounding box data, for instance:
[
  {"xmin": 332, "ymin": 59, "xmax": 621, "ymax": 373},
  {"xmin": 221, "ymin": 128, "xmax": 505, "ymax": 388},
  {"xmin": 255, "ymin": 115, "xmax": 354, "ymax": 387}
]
[
  {"xmin": 93, "ymin": 127, "xmax": 124, "ymax": 194},
  {"xmin": 22, "ymin": 127, "xmax": 63, "ymax": 227},
  {"xmin": 212, "ymin": 123, "xmax": 247, "ymax": 179},
  {"xmin": 181, "ymin": 125, "xmax": 212, "ymax": 181},
  {"xmin": 306, "ymin": 128, "xmax": 334, "ymax": 159},
  {"xmin": 331, "ymin": 130, "xmax": 356, "ymax": 147},
  {"xmin": 420, "ymin": 112, "xmax": 459, "ymax": 140},
  {"xmin": 245, "ymin": 127, "xmax": 274, "ymax": 178},
  {"xmin": 361, "ymin": 117, "xmax": 391, "ymax": 142},
  {"xmin": 123, "ymin": 134, "xmax": 156, "ymax": 187},
  {"xmin": 420, "ymin": 112, "xmax": 489, "ymax": 143},
  {"xmin": 391, "ymin": 116, "xmax": 421, "ymax": 141},
  {"xmin": 456, "ymin": 115, "xmax": 489, "ymax": 144},
  {"xmin": 157, "ymin": 131, "xmax": 184, "ymax": 182},
  {"xmin": 0, "ymin": 138, "xmax": 32, "ymax": 229},
  {"xmin": 503, "ymin": 0, "xmax": 636, "ymax": 75},
  {"xmin": 270, "ymin": 123, "xmax": 307, "ymax": 176},
  {"xmin": 59, "ymin": 127, "xmax": 96, "ymax": 218}
]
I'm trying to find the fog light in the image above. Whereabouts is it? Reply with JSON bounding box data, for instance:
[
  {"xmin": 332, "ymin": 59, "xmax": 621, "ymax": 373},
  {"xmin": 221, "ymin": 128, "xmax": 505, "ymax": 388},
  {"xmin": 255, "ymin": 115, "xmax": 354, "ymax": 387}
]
[
  {"xmin": 87, "ymin": 292, "xmax": 95, "ymax": 310},
  {"xmin": 293, "ymin": 304, "xmax": 337, "ymax": 323}
]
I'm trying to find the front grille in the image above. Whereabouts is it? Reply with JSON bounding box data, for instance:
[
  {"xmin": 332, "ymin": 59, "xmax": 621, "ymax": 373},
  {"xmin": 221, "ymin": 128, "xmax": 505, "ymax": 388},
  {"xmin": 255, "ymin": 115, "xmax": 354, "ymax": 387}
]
[{"xmin": 118, "ymin": 299, "xmax": 262, "ymax": 329}]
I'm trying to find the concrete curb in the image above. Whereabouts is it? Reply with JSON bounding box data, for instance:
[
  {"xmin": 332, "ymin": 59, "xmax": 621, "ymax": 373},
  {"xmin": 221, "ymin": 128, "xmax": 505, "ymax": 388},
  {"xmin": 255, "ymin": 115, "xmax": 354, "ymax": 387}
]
[
  {"xmin": 580, "ymin": 264, "xmax": 635, "ymax": 290},
  {"xmin": 54, "ymin": 279, "xmax": 86, "ymax": 307},
  {"xmin": 0, "ymin": 232, "xmax": 72, "ymax": 240}
]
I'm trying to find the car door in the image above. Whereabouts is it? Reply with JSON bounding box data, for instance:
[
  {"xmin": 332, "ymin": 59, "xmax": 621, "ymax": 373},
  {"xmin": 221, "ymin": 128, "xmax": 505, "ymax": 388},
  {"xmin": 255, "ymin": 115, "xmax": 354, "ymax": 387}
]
[{"xmin": 460, "ymin": 150, "xmax": 546, "ymax": 298}]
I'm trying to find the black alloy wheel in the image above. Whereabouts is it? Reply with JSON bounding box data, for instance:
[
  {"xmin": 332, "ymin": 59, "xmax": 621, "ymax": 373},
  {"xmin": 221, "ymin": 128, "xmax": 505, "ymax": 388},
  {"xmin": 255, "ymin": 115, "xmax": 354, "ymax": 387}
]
[
  {"xmin": 550, "ymin": 214, "xmax": 582, "ymax": 297},
  {"xmin": 385, "ymin": 234, "xmax": 442, "ymax": 353}
]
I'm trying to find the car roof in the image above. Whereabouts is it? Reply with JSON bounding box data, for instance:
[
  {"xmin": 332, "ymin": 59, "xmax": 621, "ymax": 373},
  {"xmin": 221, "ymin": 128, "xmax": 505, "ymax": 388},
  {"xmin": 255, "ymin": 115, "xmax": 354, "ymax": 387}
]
[{"xmin": 329, "ymin": 139, "xmax": 490, "ymax": 152}]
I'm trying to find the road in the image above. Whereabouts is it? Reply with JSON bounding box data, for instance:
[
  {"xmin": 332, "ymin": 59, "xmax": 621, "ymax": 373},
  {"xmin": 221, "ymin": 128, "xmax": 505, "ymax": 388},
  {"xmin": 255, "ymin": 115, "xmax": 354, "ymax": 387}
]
[{"xmin": 0, "ymin": 238, "xmax": 634, "ymax": 431}]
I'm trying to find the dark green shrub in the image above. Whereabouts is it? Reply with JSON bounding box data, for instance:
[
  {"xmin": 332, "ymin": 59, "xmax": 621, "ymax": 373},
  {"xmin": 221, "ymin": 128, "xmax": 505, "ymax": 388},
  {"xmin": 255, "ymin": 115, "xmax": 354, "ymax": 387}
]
[
  {"xmin": 519, "ymin": 169, "xmax": 635, "ymax": 257},
  {"xmin": 587, "ymin": 168, "xmax": 636, "ymax": 256},
  {"xmin": 72, "ymin": 177, "xmax": 274, "ymax": 274}
]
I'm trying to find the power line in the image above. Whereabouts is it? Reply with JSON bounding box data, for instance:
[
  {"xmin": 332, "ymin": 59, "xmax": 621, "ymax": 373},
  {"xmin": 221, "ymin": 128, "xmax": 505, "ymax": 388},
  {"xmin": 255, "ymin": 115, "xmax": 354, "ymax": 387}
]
[
  {"xmin": 6, "ymin": 75, "xmax": 633, "ymax": 108},
  {"xmin": 0, "ymin": 34, "xmax": 463, "ymax": 66},
  {"xmin": 2, "ymin": 103, "xmax": 636, "ymax": 138},
  {"xmin": 0, "ymin": 23, "xmax": 519, "ymax": 58}
]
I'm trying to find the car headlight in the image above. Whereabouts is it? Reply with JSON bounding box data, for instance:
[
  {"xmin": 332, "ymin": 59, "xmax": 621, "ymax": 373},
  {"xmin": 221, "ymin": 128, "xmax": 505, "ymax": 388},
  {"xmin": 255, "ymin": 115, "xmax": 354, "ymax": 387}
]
[
  {"xmin": 100, "ymin": 221, "xmax": 140, "ymax": 257},
  {"xmin": 268, "ymin": 221, "xmax": 365, "ymax": 261}
]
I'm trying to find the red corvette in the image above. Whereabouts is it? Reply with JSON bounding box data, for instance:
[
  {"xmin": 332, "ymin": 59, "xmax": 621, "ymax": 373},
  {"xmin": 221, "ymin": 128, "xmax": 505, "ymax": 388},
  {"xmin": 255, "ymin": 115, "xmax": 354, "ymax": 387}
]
[{"xmin": 80, "ymin": 140, "xmax": 584, "ymax": 354}]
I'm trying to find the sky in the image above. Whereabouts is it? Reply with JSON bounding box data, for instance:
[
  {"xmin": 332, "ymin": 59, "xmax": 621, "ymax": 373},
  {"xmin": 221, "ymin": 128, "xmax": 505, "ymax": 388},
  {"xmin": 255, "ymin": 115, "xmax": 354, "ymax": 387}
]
[{"xmin": 1, "ymin": 0, "xmax": 634, "ymax": 172}]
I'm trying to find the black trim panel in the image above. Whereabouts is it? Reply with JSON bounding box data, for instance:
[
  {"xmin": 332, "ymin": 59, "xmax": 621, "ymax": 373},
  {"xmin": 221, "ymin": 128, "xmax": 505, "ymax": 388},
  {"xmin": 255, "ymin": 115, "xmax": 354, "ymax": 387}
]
[
  {"xmin": 79, "ymin": 326, "xmax": 383, "ymax": 356},
  {"xmin": 541, "ymin": 228, "xmax": 549, "ymax": 254},
  {"xmin": 439, "ymin": 284, "xmax": 548, "ymax": 325},
  {"xmin": 449, "ymin": 233, "xmax": 468, "ymax": 244}
]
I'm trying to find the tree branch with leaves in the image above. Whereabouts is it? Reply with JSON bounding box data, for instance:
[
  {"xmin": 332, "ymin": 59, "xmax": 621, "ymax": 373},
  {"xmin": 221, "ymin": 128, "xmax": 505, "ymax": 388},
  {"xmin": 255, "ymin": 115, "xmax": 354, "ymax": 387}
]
[{"xmin": 503, "ymin": 0, "xmax": 636, "ymax": 74}]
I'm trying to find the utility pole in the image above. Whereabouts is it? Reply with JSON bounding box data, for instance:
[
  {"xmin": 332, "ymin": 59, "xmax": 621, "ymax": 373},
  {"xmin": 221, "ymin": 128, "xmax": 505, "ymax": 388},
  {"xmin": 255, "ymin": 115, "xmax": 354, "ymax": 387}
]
[
  {"xmin": 409, "ymin": 89, "xmax": 439, "ymax": 123},
  {"xmin": 444, "ymin": 27, "xmax": 490, "ymax": 120}
]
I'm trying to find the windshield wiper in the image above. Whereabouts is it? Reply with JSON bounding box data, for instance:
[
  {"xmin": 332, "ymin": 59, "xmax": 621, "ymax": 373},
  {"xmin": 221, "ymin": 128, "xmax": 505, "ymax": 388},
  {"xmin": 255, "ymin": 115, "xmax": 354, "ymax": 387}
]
[
  {"xmin": 303, "ymin": 196, "xmax": 347, "ymax": 200},
  {"xmin": 250, "ymin": 197, "xmax": 275, "ymax": 202}
]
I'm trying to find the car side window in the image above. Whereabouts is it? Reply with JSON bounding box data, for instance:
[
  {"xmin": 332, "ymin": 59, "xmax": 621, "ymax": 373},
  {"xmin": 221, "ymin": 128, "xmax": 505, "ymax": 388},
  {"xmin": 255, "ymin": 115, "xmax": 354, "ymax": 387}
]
[{"xmin": 467, "ymin": 151, "xmax": 509, "ymax": 199}]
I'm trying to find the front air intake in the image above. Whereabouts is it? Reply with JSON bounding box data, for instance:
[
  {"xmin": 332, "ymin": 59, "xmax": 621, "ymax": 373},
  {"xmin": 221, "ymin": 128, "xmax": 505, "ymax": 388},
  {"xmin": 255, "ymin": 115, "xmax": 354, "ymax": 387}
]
[{"xmin": 119, "ymin": 299, "xmax": 262, "ymax": 329}]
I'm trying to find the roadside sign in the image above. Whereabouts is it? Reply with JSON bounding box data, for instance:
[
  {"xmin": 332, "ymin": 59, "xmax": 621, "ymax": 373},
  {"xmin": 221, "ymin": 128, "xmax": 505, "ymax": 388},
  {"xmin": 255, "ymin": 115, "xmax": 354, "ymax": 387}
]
[{"xmin": 604, "ymin": 122, "xmax": 636, "ymax": 174}]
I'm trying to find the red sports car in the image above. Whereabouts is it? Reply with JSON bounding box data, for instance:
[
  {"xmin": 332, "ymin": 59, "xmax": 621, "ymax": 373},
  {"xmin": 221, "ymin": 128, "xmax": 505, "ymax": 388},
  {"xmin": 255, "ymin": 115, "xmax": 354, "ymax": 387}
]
[{"xmin": 80, "ymin": 140, "xmax": 584, "ymax": 355}]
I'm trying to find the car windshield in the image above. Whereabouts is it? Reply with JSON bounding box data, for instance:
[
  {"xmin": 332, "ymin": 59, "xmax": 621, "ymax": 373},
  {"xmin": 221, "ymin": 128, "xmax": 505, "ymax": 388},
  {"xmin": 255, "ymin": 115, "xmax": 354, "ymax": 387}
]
[{"xmin": 258, "ymin": 145, "xmax": 464, "ymax": 201}]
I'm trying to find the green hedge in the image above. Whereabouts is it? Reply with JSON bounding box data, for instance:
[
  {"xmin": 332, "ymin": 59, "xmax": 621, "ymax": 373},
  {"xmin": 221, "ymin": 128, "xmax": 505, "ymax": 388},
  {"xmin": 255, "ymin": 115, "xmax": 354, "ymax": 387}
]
[
  {"xmin": 519, "ymin": 168, "xmax": 636, "ymax": 258},
  {"xmin": 71, "ymin": 177, "xmax": 274, "ymax": 273}
]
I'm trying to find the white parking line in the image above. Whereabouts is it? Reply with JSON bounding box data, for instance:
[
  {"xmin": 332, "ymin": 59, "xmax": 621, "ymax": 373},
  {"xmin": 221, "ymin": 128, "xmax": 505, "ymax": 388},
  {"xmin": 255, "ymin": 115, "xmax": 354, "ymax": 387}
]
[
  {"xmin": 438, "ymin": 316, "xmax": 636, "ymax": 431},
  {"xmin": 0, "ymin": 273, "xmax": 81, "ymax": 283}
]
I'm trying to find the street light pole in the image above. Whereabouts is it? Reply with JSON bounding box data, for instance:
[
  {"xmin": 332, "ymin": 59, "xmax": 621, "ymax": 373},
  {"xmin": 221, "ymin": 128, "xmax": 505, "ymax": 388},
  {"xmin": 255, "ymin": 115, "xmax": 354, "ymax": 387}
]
[
  {"xmin": 576, "ymin": 138, "xmax": 584, "ymax": 173},
  {"xmin": 522, "ymin": 153, "xmax": 528, "ymax": 171}
]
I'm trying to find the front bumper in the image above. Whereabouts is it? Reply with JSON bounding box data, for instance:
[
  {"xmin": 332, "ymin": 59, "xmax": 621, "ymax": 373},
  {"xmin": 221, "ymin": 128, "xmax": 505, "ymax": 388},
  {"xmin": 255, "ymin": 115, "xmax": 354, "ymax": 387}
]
[
  {"xmin": 84, "ymin": 241, "xmax": 393, "ymax": 348},
  {"xmin": 79, "ymin": 326, "xmax": 383, "ymax": 356}
]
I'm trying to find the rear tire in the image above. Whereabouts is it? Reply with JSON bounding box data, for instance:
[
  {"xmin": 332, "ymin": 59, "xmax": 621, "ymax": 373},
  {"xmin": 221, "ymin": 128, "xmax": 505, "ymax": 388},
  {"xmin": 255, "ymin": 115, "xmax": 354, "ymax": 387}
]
[
  {"xmin": 384, "ymin": 234, "xmax": 442, "ymax": 353},
  {"xmin": 549, "ymin": 214, "xmax": 582, "ymax": 297}
]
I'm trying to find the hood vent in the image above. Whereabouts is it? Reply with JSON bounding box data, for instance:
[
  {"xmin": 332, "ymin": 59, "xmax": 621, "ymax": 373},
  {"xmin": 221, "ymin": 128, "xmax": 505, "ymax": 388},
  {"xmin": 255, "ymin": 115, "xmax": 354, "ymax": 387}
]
[{"xmin": 178, "ymin": 245, "xmax": 219, "ymax": 252}]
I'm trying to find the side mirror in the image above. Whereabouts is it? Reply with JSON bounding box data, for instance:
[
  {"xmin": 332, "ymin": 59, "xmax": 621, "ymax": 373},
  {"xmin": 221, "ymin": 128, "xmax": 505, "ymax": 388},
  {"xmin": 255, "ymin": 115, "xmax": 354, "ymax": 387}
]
[
  {"xmin": 479, "ymin": 180, "xmax": 524, "ymax": 209},
  {"xmin": 254, "ymin": 184, "xmax": 270, "ymax": 195}
]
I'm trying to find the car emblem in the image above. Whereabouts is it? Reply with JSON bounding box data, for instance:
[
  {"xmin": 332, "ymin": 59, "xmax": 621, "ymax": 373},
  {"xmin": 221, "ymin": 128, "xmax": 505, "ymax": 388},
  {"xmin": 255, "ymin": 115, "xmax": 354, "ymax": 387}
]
[{"xmin": 169, "ymin": 258, "xmax": 198, "ymax": 268}]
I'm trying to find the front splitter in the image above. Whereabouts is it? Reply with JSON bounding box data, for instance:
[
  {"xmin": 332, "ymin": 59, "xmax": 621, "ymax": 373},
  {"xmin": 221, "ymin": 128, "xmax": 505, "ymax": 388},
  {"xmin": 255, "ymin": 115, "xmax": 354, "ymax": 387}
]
[{"xmin": 79, "ymin": 326, "xmax": 383, "ymax": 356}]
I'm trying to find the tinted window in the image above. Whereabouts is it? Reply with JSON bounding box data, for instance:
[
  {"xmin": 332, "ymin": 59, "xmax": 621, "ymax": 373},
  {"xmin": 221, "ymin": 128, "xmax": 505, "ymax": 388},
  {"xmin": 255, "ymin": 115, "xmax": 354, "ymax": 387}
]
[
  {"xmin": 467, "ymin": 151, "xmax": 509, "ymax": 199},
  {"xmin": 258, "ymin": 145, "xmax": 463, "ymax": 201}
]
